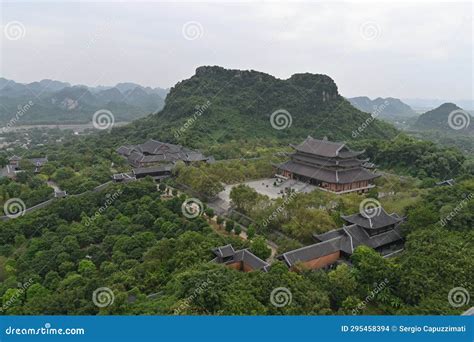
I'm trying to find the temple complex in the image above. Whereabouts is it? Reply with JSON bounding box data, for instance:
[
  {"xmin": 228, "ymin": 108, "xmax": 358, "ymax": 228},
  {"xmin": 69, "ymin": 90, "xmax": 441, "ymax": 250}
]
[{"xmin": 274, "ymin": 136, "xmax": 379, "ymax": 194}]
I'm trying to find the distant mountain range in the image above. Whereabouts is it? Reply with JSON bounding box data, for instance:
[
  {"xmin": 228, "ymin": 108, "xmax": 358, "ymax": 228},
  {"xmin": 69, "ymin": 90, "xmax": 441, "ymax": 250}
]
[
  {"xmin": 0, "ymin": 78, "xmax": 168, "ymax": 125},
  {"xmin": 402, "ymin": 98, "xmax": 474, "ymax": 111},
  {"xmin": 414, "ymin": 102, "xmax": 473, "ymax": 132},
  {"xmin": 347, "ymin": 96, "xmax": 417, "ymax": 118}
]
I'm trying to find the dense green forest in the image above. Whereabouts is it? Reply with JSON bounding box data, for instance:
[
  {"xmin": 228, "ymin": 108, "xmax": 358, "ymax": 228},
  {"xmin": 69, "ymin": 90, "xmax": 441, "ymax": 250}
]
[
  {"xmin": 407, "ymin": 129, "xmax": 474, "ymax": 157},
  {"xmin": 351, "ymin": 135, "xmax": 469, "ymax": 180},
  {"xmin": 0, "ymin": 178, "xmax": 471, "ymax": 315}
]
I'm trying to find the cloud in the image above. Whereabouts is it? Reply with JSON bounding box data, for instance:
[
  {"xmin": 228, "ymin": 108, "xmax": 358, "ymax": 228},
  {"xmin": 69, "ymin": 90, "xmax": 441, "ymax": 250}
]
[{"xmin": 1, "ymin": 1, "xmax": 472, "ymax": 99}]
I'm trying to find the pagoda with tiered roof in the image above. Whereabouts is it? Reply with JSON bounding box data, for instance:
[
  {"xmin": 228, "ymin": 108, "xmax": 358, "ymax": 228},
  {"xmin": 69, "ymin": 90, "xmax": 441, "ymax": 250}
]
[{"xmin": 274, "ymin": 136, "xmax": 379, "ymax": 194}]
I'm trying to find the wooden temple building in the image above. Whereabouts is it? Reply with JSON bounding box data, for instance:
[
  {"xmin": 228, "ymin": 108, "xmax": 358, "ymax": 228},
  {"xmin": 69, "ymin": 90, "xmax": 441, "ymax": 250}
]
[
  {"xmin": 274, "ymin": 136, "xmax": 379, "ymax": 194},
  {"xmin": 117, "ymin": 139, "xmax": 213, "ymax": 168},
  {"xmin": 211, "ymin": 208, "xmax": 404, "ymax": 273},
  {"xmin": 211, "ymin": 244, "xmax": 270, "ymax": 272},
  {"xmin": 114, "ymin": 139, "xmax": 213, "ymax": 181},
  {"xmin": 277, "ymin": 207, "xmax": 404, "ymax": 271}
]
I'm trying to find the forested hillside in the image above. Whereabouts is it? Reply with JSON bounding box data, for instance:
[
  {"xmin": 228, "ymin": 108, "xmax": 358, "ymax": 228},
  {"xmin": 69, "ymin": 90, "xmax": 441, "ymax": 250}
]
[
  {"xmin": 350, "ymin": 136, "xmax": 468, "ymax": 180},
  {"xmin": 414, "ymin": 103, "xmax": 473, "ymax": 132},
  {"xmin": 113, "ymin": 66, "xmax": 398, "ymax": 153}
]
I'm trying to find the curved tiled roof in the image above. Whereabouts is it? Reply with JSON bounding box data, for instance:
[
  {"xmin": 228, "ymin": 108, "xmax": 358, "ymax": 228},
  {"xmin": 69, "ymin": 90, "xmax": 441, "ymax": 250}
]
[
  {"xmin": 292, "ymin": 136, "xmax": 364, "ymax": 158},
  {"xmin": 233, "ymin": 249, "xmax": 270, "ymax": 270},
  {"xmin": 212, "ymin": 244, "xmax": 269, "ymax": 272},
  {"xmin": 282, "ymin": 208, "xmax": 405, "ymax": 267},
  {"xmin": 132, "ymin": 164, "xmax": 173, "ymax": 176},
  {"xmin": 282, "ymin": 224, "xmax": 403, "ymax": 267},
  {"xmin": 117, "ymin": 139, "xmax": 210, "ymax": 165},
  {"xmin": 276, "ymin": 160, "xmax": 379, "ymax": 184},
  {"xmin": 344, "ymin": 224, "xmax": 403, "ymax": 250},
  {"xmin": 341, "ymin": 207, "xmax": 402, "ymax": 229},
  {"xmin": 291, "ymin": 153, "xmax": 366, "ymax": 168},
  {"xmin": 278, "ymin": 238, "xmax": 342, "ymax": 267},
  {"xmin": 213, "ymin": 244, "xmax": 235, "ymax": 258}
]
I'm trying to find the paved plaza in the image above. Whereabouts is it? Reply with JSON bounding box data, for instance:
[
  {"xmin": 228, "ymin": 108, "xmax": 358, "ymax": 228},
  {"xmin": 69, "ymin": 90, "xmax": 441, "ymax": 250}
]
[{"xmin": 216, "ymin": 178, "xmax": 317, "ymax": 210}]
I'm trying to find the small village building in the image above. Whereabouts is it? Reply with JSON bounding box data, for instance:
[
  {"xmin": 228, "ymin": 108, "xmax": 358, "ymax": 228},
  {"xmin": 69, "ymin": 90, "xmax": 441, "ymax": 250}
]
[
  {"xmin": 8, "ymin": 155, "xmax": 22, "ymax": 167},
  {"xmin": 30, "ymin": 157, "xmax": 48, "ymax": 173},
  {"xmin": 212, "ymin": 244, "xmax": 270, "ymax": 272},
  {"xmin": 278, "ymin": 207, "xmax": 404, "ymax": 271},
  {"xmin": 436, "ymin": 179, "xmax": 455, "ymax": 187},
  {"xmin": 54, "ymin": 190, "xmax": 67, "ymax": 198},
  {"xmin": 274, "ymin": 136, "xmax": 379, "ymax": 194},
  {"xmin": 7, "ymin": 155, "xmax": 48, "ymax": 175},
  {"xmin": 112, "ymin": 173, "xmax": 137, "ymax": 183}
]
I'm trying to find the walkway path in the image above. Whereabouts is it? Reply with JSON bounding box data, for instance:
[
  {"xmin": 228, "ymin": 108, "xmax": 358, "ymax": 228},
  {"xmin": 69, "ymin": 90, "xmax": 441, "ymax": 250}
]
[
  {"xmin": 208, "ymin": 217, "xmax": 278, "ymax": 261},
  {"xmin": 0, "ymin": 181, "xmax": 113, "ymax": 221},
  {"xmin": 47, "ymin": 180, "xmax": 61, "ymax": 193}
]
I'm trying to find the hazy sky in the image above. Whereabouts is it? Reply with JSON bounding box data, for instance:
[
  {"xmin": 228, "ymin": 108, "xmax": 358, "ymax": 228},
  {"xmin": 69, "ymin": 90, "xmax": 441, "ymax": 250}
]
[{"xmin": 1, "ymin": 1, "xmax": 472, "ymax": 99}]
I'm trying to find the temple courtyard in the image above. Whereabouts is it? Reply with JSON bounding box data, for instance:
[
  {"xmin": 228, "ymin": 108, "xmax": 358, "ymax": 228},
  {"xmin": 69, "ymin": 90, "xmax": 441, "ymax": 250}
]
[{"xmin": 215, "ymin": 178, "xmax": 317, "ymax": 211}]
